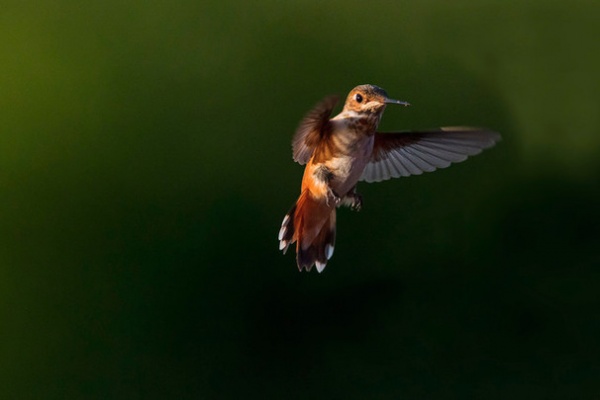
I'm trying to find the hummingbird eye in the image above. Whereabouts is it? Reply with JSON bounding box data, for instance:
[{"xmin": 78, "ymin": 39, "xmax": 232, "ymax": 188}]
[{"xmin": 354, "ymin": 93, "xmax": 363, "ymax": 103}]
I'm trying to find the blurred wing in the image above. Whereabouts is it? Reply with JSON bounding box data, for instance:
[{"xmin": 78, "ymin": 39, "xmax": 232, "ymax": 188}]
[
  {"xmin": 360, "ymin": 127, "xmax": 501, "ymax": 183},
  {"xmin": 292, "ymin": 95, "xmax": 339, "ymax": 164}
]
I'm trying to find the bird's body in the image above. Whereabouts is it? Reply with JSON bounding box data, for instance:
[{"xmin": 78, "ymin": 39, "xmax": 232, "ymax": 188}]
[
  {"xmin": 278, "ymin": 84, "xmax": 500, "ymax": 272},
  {"xmin": 304, "ymin": 115, "xmax": 375, "ymax": 199}
]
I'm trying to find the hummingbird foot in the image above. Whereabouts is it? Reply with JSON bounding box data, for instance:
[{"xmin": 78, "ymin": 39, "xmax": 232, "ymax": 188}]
[
  {"xmin": 340, "ymin": 192, "xmax": 362, "ymax": 211},
  {"xmin": 326, "ymin": 187, "xmax": 341, "ymax": 207},
  {"xmin": 350, "ymin": 193, "xmax": 362, "ymax": 211}
]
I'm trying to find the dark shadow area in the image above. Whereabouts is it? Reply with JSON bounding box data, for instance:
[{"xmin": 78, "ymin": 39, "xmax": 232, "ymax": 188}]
[{"xmin": 247, "ymin": 278, "xmax": 403, "ymax": 365}]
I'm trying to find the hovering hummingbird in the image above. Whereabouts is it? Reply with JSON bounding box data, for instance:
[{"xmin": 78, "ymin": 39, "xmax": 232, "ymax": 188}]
[{"xmin": 278, "ymin": 84, "xmax": 500, "ymax": 273}]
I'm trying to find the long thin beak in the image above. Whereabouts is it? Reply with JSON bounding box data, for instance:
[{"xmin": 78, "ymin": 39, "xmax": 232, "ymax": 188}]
[{"xmin": 385, "ymin": 98, "xmax": 410, "ymax": 107}]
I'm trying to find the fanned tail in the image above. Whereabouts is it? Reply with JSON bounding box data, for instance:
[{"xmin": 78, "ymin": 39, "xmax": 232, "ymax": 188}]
[{"xmin": 278, "ymin": 190, "xmax": 336, "ymax": 272}]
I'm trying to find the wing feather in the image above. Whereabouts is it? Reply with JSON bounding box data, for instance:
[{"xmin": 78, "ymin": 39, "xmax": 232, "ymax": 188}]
[
  {"xmin": 406, "ymin": 145, "xmax": 451, "ymax": 168},
  {"xmin": 397, "ymin": 148, "xmax": 424, "ymax": 175},
  {"xmin": 389, "ymin": 152, "xmax": 411, "ymax": 177},
  {"xmin": 292, "ymin": 95, "xmax": 339, "ymax": 165},
  {"xmin": 386, "ymin": 156, "xmax": 403, "ymax": 179},
  {"xmin": 360, "ymin": 127, "xmax": 500, "ymax": 182}
]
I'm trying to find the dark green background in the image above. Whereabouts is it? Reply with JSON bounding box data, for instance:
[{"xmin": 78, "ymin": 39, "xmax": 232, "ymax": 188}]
[{"xmin": 2, "ymin": 1, "xmax": 599, "ymax": 398}]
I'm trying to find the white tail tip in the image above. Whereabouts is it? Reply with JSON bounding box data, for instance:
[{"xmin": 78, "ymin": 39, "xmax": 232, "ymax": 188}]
[
  {"xmin": 315, "ymin": 261, "xmax": 326, "ymax": 273},
  {"xmin": 325, "ymin": 244, "xmax": 334, "ymax": 260},
  {"xmin": 278, "ymin": 225, "xmax": 287, "ymax": 241}
]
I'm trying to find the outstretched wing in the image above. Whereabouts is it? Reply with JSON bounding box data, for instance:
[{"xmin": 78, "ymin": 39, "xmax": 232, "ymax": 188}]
[
  {"xmin": 292, "ymin": 95, "xmax": 339, "ymax": 165},
  {"xmin": 360, "ymin": 127, "xmax": 501, "ymax": 183}
]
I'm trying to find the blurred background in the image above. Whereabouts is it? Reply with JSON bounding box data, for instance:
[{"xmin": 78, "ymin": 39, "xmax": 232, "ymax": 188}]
[{"xmin": 2, "ymin": 0, "xmax": 599, "ymax": 398}]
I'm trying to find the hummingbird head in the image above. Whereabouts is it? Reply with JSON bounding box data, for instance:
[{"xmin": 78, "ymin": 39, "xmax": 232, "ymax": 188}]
[{"xmin": 343, "ymin": 84, "xmax": 410, "ymax": 114}]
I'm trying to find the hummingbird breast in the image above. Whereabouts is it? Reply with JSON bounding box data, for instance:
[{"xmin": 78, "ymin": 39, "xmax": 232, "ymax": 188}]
[
  {"xmin": 324, "ymin": 122, "xmax": 375, "ymax": 196},
  {"xmin": 302, "ymin": 113, "xmax": 379, "ymax": 200}
]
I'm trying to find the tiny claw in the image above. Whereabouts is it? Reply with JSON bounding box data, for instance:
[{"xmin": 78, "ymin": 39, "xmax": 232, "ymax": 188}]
[
  {"xmin": 351, "ymin": 193, "xmax": 362, "ymax": 211},
  {"xmin": 326, "ymin": 187, "xmax": 341, "ymax": 207}
]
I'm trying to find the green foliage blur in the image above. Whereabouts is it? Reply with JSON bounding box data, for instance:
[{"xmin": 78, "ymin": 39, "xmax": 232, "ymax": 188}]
[{"xmin": 2, "ymin": 1, "xmax": 599, "ymax": 398}]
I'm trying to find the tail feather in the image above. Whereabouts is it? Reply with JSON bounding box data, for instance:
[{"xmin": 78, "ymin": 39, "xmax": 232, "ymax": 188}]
[
  {"xmin": 278, "ymin": 204, "xmax": 296, "ymax": 254},
  {"xmin": 310, "ymin": 211, "xmax": 336, "ymax": 273},
  {"xmin": 278, "ymin": 190, "xmax": 336, "ymax": 272}
]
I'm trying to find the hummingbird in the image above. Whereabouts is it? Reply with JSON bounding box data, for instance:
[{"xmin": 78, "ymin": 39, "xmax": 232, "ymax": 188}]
[{"xmin": 278, "ymin": 84, "xmax": 500, "ymax": 273}]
